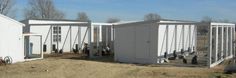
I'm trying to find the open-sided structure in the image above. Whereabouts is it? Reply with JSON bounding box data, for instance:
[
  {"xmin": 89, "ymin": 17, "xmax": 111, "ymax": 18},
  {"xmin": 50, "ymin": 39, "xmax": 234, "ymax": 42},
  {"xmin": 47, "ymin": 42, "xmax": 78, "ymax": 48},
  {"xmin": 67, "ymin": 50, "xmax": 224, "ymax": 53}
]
[
  {"xmin": 90, "ymin": 23, "xmax": 114, "ymax": 56},
  {"xmin": 23, "ymin": 33, "xmax": 43, "ymax": 61},
  {"xmin": 22, "ymin": 19, "xmax": 114, "ymax": 58},
  {"xmin": 114, "ymin": 20, "xmax": 197, "ymax": 64},
  {"xmin": 0, "ymin": 14, "xmax": 25, "ymax": 63},
  {"xmin": 208, "ymin": 22, "xmax": 235, "ymax": 68}
]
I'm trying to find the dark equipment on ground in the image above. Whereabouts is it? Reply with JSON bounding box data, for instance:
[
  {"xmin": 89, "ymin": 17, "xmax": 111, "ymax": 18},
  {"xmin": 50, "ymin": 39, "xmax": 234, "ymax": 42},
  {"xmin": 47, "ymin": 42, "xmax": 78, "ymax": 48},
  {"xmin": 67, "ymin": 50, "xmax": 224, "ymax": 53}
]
[{"xmin": 0, "ymin": 56, "xmax": 13, "ymax": 65}]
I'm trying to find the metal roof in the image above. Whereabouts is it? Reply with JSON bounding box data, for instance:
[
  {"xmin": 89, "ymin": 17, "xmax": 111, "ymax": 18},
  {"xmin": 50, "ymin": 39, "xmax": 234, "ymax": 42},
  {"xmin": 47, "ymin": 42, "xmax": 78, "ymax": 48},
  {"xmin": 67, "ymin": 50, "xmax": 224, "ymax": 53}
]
[
  {"xmin": 22, "ymin": 19, "xmax": 90, "ymax": 26},
  {"xmin": 0, "ymin": 14, "xmax": 25, "ymax": 26},
  {"xmin": 115, "ymin": 19, "xmax": 198, "ymax": 27}
]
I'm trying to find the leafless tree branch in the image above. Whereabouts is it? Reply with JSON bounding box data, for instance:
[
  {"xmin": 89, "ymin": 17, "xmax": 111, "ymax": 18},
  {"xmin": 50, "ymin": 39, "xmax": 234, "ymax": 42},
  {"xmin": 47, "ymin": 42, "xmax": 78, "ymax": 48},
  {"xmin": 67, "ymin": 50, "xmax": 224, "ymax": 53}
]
[
  {"xmin": 0, "ymin": 0, "xmax": 15, "ymax": 17},
  {"xmin": 24, "ymin": 0, "xmax": 65, "ymax": 19},
  {"xmin": 106, "ymin": 17, "xmax": 120, "ymax": 23},
  {"xmin": 77, "ymin": 12, "xmax": 90, "ymax": 22},
  {"xmin": 144, "ymin": 13, "xmax": 161, "ymax": 21}
]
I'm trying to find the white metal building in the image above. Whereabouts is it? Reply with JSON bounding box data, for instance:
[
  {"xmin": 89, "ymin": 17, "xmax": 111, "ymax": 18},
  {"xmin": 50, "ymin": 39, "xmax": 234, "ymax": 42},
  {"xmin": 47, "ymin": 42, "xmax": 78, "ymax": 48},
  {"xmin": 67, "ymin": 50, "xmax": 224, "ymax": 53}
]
[
  {"xmin": 208, "ymin": 22, "xmax": 235, "ymax": 68},
  {"xmin": 22, "ymin": 19, "xmax": 114, "ymax": 57},
  {"xmin": 0, "ymin": 14, "xmax": 25, "ymax": 63},
  {"xmin": 114, "ymin": 20, "xmax": 197, "ymax": 64}
]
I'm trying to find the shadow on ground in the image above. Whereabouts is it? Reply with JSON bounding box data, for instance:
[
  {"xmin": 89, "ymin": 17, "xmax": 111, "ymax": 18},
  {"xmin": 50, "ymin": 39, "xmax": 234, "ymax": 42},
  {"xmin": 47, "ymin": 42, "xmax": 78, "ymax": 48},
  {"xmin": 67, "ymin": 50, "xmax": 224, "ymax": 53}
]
[{"xmin": 44, "ymin": 53, "xmax": 210, "ymax": 68}]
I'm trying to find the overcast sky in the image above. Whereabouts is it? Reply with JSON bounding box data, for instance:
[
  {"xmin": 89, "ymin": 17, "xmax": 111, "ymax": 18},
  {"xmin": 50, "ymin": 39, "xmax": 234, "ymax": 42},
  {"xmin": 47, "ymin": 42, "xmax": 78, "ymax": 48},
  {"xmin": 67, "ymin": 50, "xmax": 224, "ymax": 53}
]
[{"xmin": 15, "ymin": 0, "xmax": 236, "ymax": 22}]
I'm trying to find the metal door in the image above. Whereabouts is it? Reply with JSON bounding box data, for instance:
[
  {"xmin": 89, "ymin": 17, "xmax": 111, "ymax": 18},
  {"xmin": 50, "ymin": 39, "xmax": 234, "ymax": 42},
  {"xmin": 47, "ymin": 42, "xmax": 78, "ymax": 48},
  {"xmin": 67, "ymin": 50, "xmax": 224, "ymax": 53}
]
[{"xmin": 135, "ymin": 26, "xmax": 150, "ymax": 59}]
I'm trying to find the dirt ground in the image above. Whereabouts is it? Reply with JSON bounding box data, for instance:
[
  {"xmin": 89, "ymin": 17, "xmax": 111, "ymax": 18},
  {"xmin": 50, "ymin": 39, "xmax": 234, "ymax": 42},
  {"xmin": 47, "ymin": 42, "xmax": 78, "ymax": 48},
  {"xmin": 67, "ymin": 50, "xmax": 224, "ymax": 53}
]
[{"xmin": 0, "ymin": 53, "xmax": 235, "ymax": 78}]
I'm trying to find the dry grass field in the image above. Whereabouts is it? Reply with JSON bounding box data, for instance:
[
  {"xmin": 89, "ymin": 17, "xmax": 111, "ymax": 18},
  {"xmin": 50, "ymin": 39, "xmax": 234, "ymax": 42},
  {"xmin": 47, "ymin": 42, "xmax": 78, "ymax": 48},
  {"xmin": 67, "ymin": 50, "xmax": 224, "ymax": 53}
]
[
  {"xmin": 0, "ymin": 53, "xmax": 235, "ymax": 78},
  {"xmin": 0, "ymin": 35, "xmax": 235, "ymax": 78}
]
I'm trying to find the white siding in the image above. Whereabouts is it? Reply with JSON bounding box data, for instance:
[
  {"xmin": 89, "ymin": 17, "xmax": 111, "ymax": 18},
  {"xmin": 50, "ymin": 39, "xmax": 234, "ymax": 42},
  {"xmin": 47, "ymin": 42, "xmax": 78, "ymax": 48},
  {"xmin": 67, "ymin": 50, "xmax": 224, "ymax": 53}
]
[
  {"xmin": 190, "ymin": 25, "xmax": 196, "ymax": 52},
  {"xmin": 115, "ymin": 26, "xmax": 135, "ymax": 63},
  {"xmin": 30, "ymin": 26, "xmax": 51, "ymax": 54},
  {"xmin": 115, "ymin": 23, "xmax": 158, "ymax": 64},
  {"xmin": 176, "ymin": 25, "xmax": 183, "ymax": 52},
  {"xmin": 184, "ymin": 25, "xmax": 190, "ymax": 50},
  {"xmin": 27, "ymin": 24, "xmax": 112, "ymax": 54},
  {"xmin": 0, "ymin": 15, "xmax": 24, "ymax": 63},
  {"xmin": 168, "ymin": 25, "xmax": 175, "ymax": 54},
  {"xmin": 158, "ymin": 25, "xmax": 167, "ymax": 56},
  {"xmin": 115, "ymin": 21, "xmax": 197, "ymax": 64},
  {"xmin": 29, "ymin": 26, "xmax": 81, "ymax": 54},
  {"xmin": 149, "ymin": 24, "xmax": 158, "ymax": 63}
]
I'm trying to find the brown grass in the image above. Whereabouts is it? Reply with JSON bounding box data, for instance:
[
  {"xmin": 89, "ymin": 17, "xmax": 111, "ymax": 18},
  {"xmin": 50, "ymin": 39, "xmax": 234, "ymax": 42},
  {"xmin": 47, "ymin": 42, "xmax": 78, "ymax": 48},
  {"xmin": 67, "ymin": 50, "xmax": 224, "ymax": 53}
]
[
  {"xmin": 0, "ymin": 53, "xmax": 235, "ymax": 78},
  {"xmin": 0, "ymin": 34, "xmax": 235, "ymax": 78},
  {"xmin": 197, "ymin": 35, "xmax": 208, "ymax": 52}
]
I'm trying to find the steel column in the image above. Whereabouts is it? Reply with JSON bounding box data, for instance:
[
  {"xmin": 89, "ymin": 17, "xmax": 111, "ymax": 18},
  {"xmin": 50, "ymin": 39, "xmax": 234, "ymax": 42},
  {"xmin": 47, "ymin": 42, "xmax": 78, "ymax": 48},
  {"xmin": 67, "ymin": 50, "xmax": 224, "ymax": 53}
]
[
  {"xmin": 221, "ymin": 27, "xmax": 224, "ymax": 59},
  {"xmin": 70, "ymin": 26, "xmax": 72, "ymax": 52},
  {"xmin": 189, "ymin": 25, "xmax": 191, "ymax": 51},
  {"xmin": 215, "ymin": 27, "xmax": 218, "ymax": 62},
  {"xmin": 88, "ymin": 21, "xmax": 93, "ymax": 58},
  {"xmin": 50, "ymin": 26, "xmax": 53, "ymax": 53},
  {"xmin": 182, "ymin": 25, "xmax": 185, "ymax": 51},
  {"xmin": 166, "ymin": 25, "xmax": 169, "ymax": 54},
  {"xmin": 230, "ymin": 27, "xmax": 233, "ymax": 56},
  {"xmin": 40, "ymin": 36, "xmax": 43, "ymax": 58},
  {"xmin": 57, "ymin": 26, "xmax": 59, "ymax": 53},
  {"xmin": 175, "ymin": 25, "xmax": 177, "ymax": 51},
  {"xmin": 208, "ymin": 25, "xmax": 212, "ymax": 68},
  {"xmin": 226, "ymin": 27, "xmax": 228, "ymax": 57}
]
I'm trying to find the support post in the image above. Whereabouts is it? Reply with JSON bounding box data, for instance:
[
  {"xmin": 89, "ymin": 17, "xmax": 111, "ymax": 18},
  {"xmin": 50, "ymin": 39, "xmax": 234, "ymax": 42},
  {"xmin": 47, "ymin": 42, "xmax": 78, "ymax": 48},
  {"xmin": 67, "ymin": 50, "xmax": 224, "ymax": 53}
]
[
  {"xmin": 215, "ymin": 27, "xmax": 218, "ymax": 62},
  {"xmin": 88, "ymin": 21, "xmax": 93, "ymax": 58},
  {"xmin": 208, "ymin": 24, "xmax": 212, "ymax": 68},
  {"xmin": 112, "ymin": 24, "xmax": 115, "ymax": 53},
  {"xmin": 166, "ymin": 25, "xmax": 169, "ymax": 55},
  {"xmin": 230, "ymin": 27, "xmax": 233, "ymax": 57},
  {"xmin": 233, "ymin": 26, "xmax": 236, "ymax": 58},
  {"xmin": 78, "ymin": 26, "xmax": 80, "ymax": 50},
  {"xmin": 94, "ymin": 25, "xmax": 101, "ymax": 56},
  {"xmin": 50, "ymin": 26, "xmax": 53, "ymax": 53},
  {"xmin": 182, "ymin": 25, "xmax": 185, "ymax": 51},
  {"xmin": 99, "ymin": 25, "xmax": 102, "ymax": 57},
  {"xmin": 195, "ymin": 25, "xmax": 198, "ymax": 53},
  {"xmin": 175, "ymin": 25, "xmax": 177, "ymax": 51},
  {"xmin": 57, "ymin": 26, "xmax": 59, "ymax": 53},
  {"xmin": 189, "ymin": 25, "xmax": 191, "ymax": 51},
  {"xmin": 40, "ymin": 35, "xmax": 43, "ymax": 59},
  {"xmin": 226, "ymin": 27, "xmax": 229, "ymax": 57},
  {"xmin": 221, "ymin": 27, "xmax": 224, "ymax": 60},
  {"xmin": 70, "ymin": 26, "xmax": 72, "ymax": 52}
]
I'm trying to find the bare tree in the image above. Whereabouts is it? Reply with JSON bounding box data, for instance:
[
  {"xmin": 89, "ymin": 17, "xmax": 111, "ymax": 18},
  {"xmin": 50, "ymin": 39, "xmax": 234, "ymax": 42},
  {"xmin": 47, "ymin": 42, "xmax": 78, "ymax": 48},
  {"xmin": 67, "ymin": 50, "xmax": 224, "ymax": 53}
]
[
  {"xmin": 0, "ymin": 0, "xmax": 15, "ymax": 16},
  {"xmin": 24, "ymin": 0, "xmax": 64, "ymax": 19},
  {"xmin": 216, "ymin": 19, "xmax": 230, "ymax": 23},
  {"xmin": 106, "ymin": 17, "xmax": 120, "ymax": 23},
  {"xmin": 201, "ymin": 16, "xmax": 212, "ymax": 23},
  {"xmin": 198, "ymin": 16, "xmax": 214, "ymax": 35},
  {"xmin": 77, "ymin": 12, "xmax": 90, "ymax": 22},
  {"xmin": 221, "ymin": 19, "xmax": 230, "ymax": 23},
  {"xmin": 144, "ymin": 13, "xmax": 161, "ymax": 21}
]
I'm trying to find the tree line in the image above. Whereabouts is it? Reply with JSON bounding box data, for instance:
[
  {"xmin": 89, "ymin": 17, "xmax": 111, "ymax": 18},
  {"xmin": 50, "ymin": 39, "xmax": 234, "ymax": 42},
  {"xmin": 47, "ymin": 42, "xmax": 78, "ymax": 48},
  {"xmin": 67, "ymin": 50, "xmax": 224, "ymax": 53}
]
[
  {"xmin": 0, "ymin": 0, "xmax": 161, "ymax": 23},
  {"xmin": 0, "ymin": 0, "xmax": 234, "ymax": 25}
]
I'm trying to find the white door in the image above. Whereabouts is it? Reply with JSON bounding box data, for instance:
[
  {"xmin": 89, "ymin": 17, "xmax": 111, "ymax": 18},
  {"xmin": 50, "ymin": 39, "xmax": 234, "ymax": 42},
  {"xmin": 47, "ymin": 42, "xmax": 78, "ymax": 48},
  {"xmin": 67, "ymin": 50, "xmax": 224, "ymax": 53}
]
[{"xmin": 135, "ymin": 26, "xmax": 150, "ymax": 59}]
